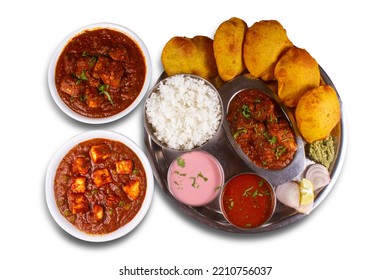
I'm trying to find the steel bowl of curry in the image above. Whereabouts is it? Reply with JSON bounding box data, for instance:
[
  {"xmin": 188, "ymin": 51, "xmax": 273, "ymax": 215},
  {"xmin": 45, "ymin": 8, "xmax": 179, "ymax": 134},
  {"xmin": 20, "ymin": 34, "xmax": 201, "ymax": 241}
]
[
  {"xmin": 220, "ymin": 74, "xmax": 306, "ymax": 186},
  {"xmin": 48, "ymin": 23, "xmax": 152, "ymax": 124},
  {"xmin": 220, "ymin": 173, "xmax": 276, "ymax": 229},
  {"xmin": 45, "ymin": 130, "xmax": 154, "ymax": 242}
]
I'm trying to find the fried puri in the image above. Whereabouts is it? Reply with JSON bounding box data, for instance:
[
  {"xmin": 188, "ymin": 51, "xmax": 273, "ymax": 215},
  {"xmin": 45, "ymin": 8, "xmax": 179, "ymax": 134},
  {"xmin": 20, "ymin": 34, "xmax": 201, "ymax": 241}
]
[
  {"xmin": 295, "ymin": 85, "xmax": 341, "ymax": 143},
  {"xmin": 275, "ymin": 46, "xmax": 320, "ymax": 107},
  {"xmin": 243, "ymin": 20, "xmax": 292, "ymax": 81},
  {"xmin": 213, "ymin": 17, "xmax": 247, "ymax": 81},
  {"xmin": 161, "ymin": 36, "xmax": 217, "ymax": 80}
]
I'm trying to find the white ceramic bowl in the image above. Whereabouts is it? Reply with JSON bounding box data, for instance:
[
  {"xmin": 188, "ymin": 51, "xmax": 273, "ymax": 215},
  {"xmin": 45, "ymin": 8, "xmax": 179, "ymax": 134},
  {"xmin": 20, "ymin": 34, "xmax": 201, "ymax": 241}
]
[
  {"xmin": 45, "ymin": 130, "xmax": 154, "ymax": 242},
  {"xmin": 48, "ymin": 22, "xmax": 152, "ymax": 124}
]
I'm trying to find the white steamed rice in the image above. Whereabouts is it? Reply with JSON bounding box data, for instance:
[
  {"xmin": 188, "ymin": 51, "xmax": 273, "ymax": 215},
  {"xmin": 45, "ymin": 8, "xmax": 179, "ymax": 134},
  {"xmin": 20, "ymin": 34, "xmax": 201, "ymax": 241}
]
[{"xmin": 145, "ymin": 75, "xmax": 222, "ymax": 150}]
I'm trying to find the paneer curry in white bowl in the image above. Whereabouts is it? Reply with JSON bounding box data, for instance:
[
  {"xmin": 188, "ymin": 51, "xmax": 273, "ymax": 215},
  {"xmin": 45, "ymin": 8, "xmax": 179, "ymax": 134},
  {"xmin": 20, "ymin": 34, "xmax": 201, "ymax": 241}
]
[{"xmin": 45, "ymin": 130, "xmax": 154, "ymax": 242}]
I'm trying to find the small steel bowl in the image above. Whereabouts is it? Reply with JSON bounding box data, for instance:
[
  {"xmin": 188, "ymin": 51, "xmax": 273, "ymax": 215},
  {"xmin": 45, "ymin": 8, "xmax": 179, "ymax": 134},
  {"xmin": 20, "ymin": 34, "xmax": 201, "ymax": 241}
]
[
  {"xmin": 220, "ymin": 172, "xmax": 276, "ymax": 230},
  {"xmin": 167, "ymin": 150, "xmax": 225, "ymax": 207},
  {"xmin": 143, "ymin": 73, "xmax": 224, "ymax": 152}
]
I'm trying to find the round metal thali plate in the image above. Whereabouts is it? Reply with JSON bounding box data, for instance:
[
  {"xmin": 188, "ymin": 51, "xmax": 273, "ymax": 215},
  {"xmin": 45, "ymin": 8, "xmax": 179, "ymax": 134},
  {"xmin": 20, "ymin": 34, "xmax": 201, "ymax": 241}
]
[{"xmin": 144, "ymin": 68, "xmax": 346, "ymax": 233}]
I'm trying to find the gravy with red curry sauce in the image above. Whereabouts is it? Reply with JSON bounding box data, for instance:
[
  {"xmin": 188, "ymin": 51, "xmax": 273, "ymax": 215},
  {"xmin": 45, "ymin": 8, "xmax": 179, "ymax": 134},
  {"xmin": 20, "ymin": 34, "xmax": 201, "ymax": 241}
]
[
  {"xmin": 54, "ymin": 138, "xmax": 146, "ymax": 235},
  {"xmin": 55, "ymin": 28, "xmax": 146, "ymax": 118},
  {"xmin": 221, "ymin": 173, "xmax": 275, "ymax": 229},
  {"xmin": 227, "ymin": 88, "xmax": 297, "ymax": 170}
]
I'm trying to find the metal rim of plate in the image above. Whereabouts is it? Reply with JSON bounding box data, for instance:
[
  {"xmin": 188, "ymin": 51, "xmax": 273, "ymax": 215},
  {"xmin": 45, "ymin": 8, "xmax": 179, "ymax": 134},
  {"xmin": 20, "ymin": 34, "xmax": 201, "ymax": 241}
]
[{"xmin": 143, "ymin": 68, "xmax": 347, "ymax": 234}]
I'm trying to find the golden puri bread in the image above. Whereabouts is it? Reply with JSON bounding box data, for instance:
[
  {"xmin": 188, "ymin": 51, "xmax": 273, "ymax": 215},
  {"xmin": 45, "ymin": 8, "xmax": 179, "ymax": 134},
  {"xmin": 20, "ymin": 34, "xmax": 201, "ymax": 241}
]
[
  {"xmin": 243, "ymin": 20, "xmax": 292, "ymax": 81},
  {"xmin": 213, "ymin": 17, "xmax": 247, "ymax": 81},
  {"xmin": 275, "ymin": 46, "xmax": 320, "ymax": 107},
  {"xmin": 295, "ymin": 85, "xmax": 341, "ymax": 143},
  {"xmin": 161, "ymin": 36, "xmax": 217, "ymax": 80}
]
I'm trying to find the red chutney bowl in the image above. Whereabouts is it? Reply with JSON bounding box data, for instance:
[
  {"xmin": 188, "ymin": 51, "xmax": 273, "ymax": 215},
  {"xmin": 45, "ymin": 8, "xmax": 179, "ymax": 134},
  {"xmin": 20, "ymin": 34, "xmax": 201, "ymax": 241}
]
[{"xmin": 220, "ymin": 173, "xmax": 276, "ymax": 229}]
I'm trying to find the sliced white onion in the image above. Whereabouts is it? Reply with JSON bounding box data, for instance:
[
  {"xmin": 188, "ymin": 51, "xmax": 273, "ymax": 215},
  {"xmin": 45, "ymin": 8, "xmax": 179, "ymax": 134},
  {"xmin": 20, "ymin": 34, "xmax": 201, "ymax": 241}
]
[
  {"xmin": 305, "ymin": 164, "xmax": 331, "ymax": 191},
  {"xmin": 276, "ymin": 181, "xmax": 300, "ymax": 209}
]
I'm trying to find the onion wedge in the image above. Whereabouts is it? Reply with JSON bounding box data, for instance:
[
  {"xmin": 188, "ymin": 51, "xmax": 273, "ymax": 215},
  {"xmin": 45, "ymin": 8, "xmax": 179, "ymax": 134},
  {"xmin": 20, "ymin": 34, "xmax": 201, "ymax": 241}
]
[
  {"xmin": 305, "ymin": 164, "xmax": 331, "ymax": 192},
  {"xmin": 276, "ymin": 179, "xmax": 315, "ymax": 215},
  {"xmin": 276, "ymin": 181, "xmax": 300, "ymax": 209}
]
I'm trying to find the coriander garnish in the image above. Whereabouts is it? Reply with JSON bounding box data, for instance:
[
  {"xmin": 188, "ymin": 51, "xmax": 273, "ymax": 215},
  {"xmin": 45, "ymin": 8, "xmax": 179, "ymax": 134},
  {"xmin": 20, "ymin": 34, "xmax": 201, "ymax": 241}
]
[
  {"xmin": 241, "ymin": 104, "xmax": 251, "ymax": 118},
  {"xmin": 76, "ymin": 70, "xmax": 88, "ymax": 84},
  {"xmin": 197, "ymin": 172, "xmax": 208, "ymax": 182},
  {"xmin": 174, "ymin": 171, "xmax": 186, "ymax": 176},
  {"xmin": 98, "ymin": 84, "xmax": 114, "ymax": 105},
  {"xmin": 243, "ymin": 186, "xmax": 254, "ymax": 197},
  {"xmin": 176, "ymin": 157, "xmax": 185, "ymax": 167}
]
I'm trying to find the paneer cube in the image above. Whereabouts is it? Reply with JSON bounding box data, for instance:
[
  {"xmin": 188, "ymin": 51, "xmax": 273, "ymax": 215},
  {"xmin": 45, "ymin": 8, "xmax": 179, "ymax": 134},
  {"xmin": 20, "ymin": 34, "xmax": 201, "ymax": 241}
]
[
  {"xmin": 85, "ymin": 87, "xmax": 104, "ymax": 109},
  {"xmin": 93, "ymin": 168, "xmax": 112, "ymax": 187},
  {"xmin": 93, "ymin": 204, "xmax": 104, "ymax": 221},
  {"xmin": 93, "ymin": 56, "xmax": 110, "ymax": 79},
  {"xmin": 70, "ymin": 176, "xmax": 86, "ymax": 193},
  {"xmin": 89, "ymin": 144, "xmax": 111, "ymax": 163},
  {"xmin": 59, "ymin": 77, "xmax": 83, "ymax": 96},
  {"xmin": 75, "ymin": 57, "xmax": 92, "ymax": 74},
  {"xmin": 94, "ymin": 57, "xmax": 124, "ymax": 88},
  {"xmin": 123, "ymin": 180, "xmax": 140, "ymax": 200},
  {"xmin": 99, "ymin": 60, "xmax": 124, "ymax": 88},
  {"xmin": 72, "ymin": 157, "xmax": 91, "ymax": 175},
  {"xmin": 116, "ymin": 160, "xmax": 133, "ymax": 175},
  {"xmin": 68, "ymin": 193, "xmax": 89, "ymax": 214}
]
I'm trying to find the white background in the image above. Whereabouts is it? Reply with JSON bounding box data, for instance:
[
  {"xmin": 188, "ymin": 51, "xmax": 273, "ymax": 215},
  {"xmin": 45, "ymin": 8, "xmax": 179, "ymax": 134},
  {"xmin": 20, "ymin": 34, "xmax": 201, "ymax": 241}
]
[{"xmin": 1, "ymin": 0, "xmax": 389, "ymax": 279}]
